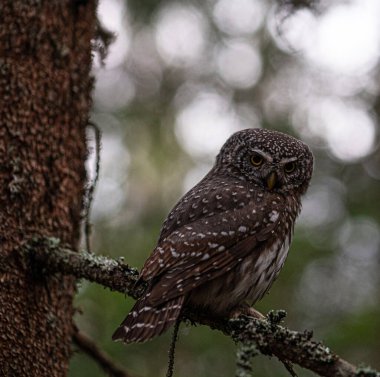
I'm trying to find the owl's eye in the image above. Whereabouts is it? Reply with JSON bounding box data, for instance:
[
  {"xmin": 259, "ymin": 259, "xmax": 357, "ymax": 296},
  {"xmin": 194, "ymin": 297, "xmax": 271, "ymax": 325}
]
[
  {"xmin": 250, "ymin": 154, "xmax": 264, "ymax": 166},
  {"xmin": 284, "ymin": 162, "xmax": 296, "ymax": 173}
]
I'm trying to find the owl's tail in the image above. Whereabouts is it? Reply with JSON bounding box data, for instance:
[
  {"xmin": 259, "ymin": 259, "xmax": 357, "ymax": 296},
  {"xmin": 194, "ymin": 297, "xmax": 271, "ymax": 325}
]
[{"xmin": 112, "ymin": 295, "xmax": 185, "ymax": 343}]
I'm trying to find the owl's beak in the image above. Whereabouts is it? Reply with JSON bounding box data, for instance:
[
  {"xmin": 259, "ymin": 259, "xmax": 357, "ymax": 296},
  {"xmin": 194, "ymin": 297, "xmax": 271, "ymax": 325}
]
[{"xmin": 266, "ymin": 172, "xmax": 277, "ymax": 190}]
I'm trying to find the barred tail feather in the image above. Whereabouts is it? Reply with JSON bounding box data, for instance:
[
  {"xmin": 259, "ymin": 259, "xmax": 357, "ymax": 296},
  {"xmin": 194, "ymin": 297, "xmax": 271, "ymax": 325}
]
[{"xmin": 112, "ymin": 295, "xmax": 185, "ymax": 343}]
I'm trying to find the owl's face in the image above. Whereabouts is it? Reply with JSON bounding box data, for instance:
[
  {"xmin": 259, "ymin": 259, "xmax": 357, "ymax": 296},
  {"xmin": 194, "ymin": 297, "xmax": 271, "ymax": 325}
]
[{"xmin": 216, "ymin": 128, "xmax": 313, "ymax": 195}]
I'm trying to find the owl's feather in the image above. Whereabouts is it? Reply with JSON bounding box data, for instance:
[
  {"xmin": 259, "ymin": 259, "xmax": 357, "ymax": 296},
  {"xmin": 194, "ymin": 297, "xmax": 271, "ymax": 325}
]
[
  {"xmin": 112, "ymin": 296, "xmax": 184, "ymax": 343},
  {"xmin": 141, "ymin": 192, "xmax": 285, "ymax": 305}
]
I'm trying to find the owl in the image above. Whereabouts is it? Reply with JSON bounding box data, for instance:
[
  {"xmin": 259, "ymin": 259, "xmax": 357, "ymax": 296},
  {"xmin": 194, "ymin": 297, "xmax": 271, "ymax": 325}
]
[{"xmin": 113, "ymin": 128, "xmax": 313, "ymax": 343}]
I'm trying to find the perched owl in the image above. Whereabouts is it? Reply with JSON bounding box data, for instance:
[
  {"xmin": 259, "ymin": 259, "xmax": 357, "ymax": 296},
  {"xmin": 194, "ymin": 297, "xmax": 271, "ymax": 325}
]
[{"xmin": 113, "ymin": 128, "xmax": 313, "ymax": 343}]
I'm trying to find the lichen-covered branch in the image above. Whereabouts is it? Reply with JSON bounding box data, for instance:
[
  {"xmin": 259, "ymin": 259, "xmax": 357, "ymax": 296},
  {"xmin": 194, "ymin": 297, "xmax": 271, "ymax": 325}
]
[
  {"xmin": 24, "ymin": 237, "xmax": 142, "ymax": 298},
  {"xmin": 235, "ymin": 342, "xmax": 259, "ymax": 377},
  {"xmin": 21, "ymin": 239, "xmax": 380, "ymax": 377},
  {"xmin": 181, "ymin": 308, "xmax": 380, "ymax": 377}
]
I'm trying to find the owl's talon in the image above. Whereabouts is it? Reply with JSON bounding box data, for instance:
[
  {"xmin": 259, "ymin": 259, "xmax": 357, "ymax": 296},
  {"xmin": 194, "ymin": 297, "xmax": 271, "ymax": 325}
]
[{"xmin": 229, "ymin": 305, "xmax": 265, "ymax": 320}]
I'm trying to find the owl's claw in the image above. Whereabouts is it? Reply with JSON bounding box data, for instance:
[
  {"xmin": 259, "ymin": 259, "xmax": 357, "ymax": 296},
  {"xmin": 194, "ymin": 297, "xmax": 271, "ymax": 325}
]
[{"xmin": 229, "ymin": 305, "xmax": 265, "ymax": 320}]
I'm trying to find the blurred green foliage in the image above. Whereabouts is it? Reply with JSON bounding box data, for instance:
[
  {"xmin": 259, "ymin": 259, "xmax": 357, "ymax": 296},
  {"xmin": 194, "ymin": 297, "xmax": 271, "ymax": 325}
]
[{"xmin": 70, "ymin": 0, "xmax": 380, "ymax": 376}]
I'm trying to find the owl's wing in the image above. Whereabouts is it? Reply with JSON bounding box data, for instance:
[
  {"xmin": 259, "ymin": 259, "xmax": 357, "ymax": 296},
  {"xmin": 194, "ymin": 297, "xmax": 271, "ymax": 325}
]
[
  {"xmin": 140, "ymin": 198, "xmax": 284, "ymax": 306},
  {"xmin": 158, "ymin": 174, "xmax": 264, "ymax": 241}
]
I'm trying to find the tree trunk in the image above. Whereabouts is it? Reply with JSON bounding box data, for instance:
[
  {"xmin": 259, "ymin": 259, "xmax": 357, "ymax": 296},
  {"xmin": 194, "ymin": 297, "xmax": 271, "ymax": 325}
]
[{"xmin": 0, "ymin": 1, "xmax": 95, "ymax": 376}]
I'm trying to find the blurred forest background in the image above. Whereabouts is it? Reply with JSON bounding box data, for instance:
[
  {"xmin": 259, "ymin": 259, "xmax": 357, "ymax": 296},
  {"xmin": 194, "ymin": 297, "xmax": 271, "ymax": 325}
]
[{"xmin": 70, "ymin": 0, "xmax": 380, "ymax": 376}]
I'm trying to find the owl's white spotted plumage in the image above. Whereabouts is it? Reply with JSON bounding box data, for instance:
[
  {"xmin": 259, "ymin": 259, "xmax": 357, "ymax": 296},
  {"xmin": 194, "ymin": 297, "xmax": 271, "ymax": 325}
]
[{"xmin": 113, "ymin": 128, "xmax": 313, "ymax": 343}]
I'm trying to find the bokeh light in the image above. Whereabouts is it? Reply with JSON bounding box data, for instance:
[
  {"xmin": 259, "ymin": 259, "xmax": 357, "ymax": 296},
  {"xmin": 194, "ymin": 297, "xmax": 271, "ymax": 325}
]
[
  {"xmin": 93, "ymin": 69, "xmax": 135, "ymax": 111},
  {"xmin": 175, "ymin": 90, "xmax": 245, "ymax": 158},
  {"xmin": 299, "ymin": 177, "xmax": 346, "ymax": 229},
  {"xmin": 272, "ymin": 0, "xmax": 380, "ymax": 75},
  {"xmin": 306, "ymin": 0, "xmax": 380, "ymax": 75},
  {"xmin": 154, "ymin": 4, "xmax": 207, "ymax": 67},
  {"xmin": 73, "ymin": 0, "xmax": 380, "ymax": 376},
  {"xmin": 87, "ymin": 113, "xmax": 130, "ymax": 219},
  {"xmin": 307, "ymin": 98, "xmax": 376, "ymax": 161},
  {"xmin": 215, "ymin": 39, "xmax": 262, "ymax": 89},
  {"xmin": 213, "ymin": 0, "xmax": 265, "ymax": 36},
  {"xmin": 297, "ymin": 217, "xmax": 380, "ymax": 319}
]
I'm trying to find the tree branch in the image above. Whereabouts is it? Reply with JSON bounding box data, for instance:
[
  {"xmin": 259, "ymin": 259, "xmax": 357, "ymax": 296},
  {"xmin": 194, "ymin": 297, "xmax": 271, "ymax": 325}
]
[
  {"xmin": 73, "ymin": 326, "xmax": 133, "ymax": 377},
  {"xmin": 22, "ymin": 238, "xmax": 380, "ymax": 377},
  {"xmin": 24, "ymin": 237, "xmax": 142, "ymax": 298}
]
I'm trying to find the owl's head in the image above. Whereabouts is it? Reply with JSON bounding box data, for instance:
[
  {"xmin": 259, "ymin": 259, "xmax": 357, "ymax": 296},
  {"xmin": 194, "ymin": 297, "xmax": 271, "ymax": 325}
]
[{"xmin": 216, "ymin": 128, "xmax": 313, "ymax": 195}]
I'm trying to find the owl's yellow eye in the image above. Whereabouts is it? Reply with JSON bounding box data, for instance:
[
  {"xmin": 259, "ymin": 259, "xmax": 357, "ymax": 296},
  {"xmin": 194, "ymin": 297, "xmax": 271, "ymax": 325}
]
[
  {"xmin": 250, "ymin": 154, "xmax": 263, "ymax": 166},
  {"xmin": 284, "ymin": 162, "xmax": 296, "ymax": 173}
]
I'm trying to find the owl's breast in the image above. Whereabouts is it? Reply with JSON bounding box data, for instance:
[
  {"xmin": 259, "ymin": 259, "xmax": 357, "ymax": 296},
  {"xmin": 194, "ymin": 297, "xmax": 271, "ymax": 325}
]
[
  {"xmin": 240, "ymin": 234, "xmax": 291, "ymax": 305},
  {"xmin": 188, "ymin": 234, "xmax": 292, "ymax": 315}
]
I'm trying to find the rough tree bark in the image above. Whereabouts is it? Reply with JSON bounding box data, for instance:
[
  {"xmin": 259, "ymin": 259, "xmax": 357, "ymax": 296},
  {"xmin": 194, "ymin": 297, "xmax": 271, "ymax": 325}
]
[{"xmin": 0, "ymin": 1, "xmax": 96, "ymax": 376}]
